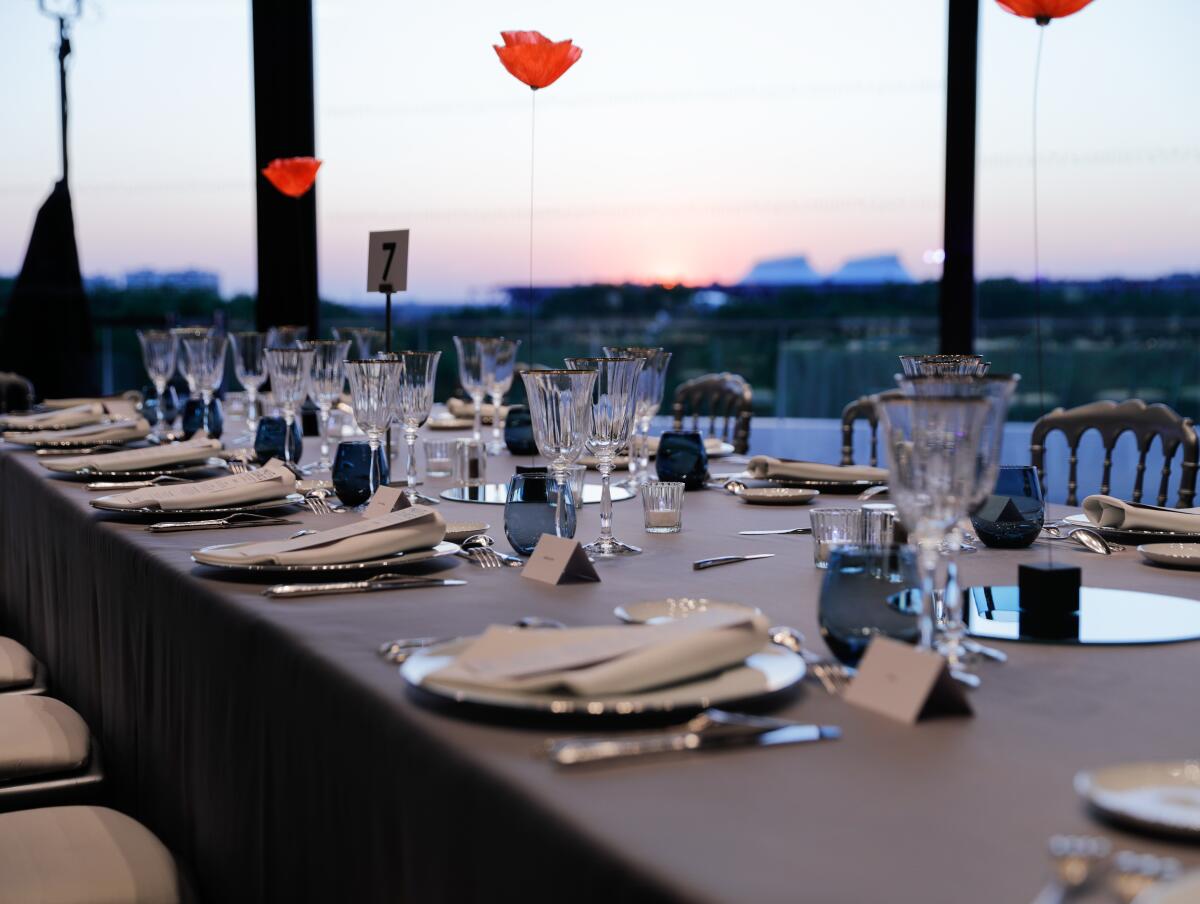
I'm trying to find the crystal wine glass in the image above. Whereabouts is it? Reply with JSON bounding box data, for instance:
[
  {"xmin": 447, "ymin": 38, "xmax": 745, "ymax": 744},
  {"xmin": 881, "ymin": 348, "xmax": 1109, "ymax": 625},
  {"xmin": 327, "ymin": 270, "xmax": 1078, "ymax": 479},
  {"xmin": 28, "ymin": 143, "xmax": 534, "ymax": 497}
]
[
  {"xmin": 602, "ymin": 346, "xmax": 672, "ymax": 487},
  {"xmin": 180, "ymin": 334, "xmax": 227, "ymax": 439},
  {"xmin": 483, "ymin": 338, "xmax": 522, "ymax": 455},
  {"xmin": 878, "ymin": 396, "xmax": 989, "ymax": 652},
  {"xmin": 333, "ymin": 326, "xmax": 387, "ymax": 359},
  {"xmin": 266, "ymin": 325, "xmax": 309, "ymax": 349},
  {"xmin": 896, "ymin": 373, "xmax": 1020, "ymax": 670},
  {"xmin": 393, "ymin": 350, "xmax": 441, "ymax": 504},
  {"xmin": 898, "ymin": 354, "xmax": 989, "ymax": 377},
  {"xmin": 345, "ymin": 359, "xmax": 403, "ymax": 506},
  {"xmin": 301, "ymin": 339, "xmax": 352, "ymax": 475},
  {"xmin": 171, "ymin": 326, "xmax": 214, "ymax": 395},
  {"xmin": 521, "ymin": 369, "xmax": 598, "ymax": 537},
  {"xmin": 229, "ymin": 331, "xmax": 268, "ymax": 443},
  {"xmin": 565, "ymin": 356, "xmax": 644, "ymax": 556},
  {"xmin": 137, "ymin": 329, "xmax": 178, "ymax": 439},
  {"xmin": 264, "ymin": 347, "xmax": 314, "ymax": 464},
  {"xmin": 452, "ymin": 336, "xmax": 490, "ymax": 442}
]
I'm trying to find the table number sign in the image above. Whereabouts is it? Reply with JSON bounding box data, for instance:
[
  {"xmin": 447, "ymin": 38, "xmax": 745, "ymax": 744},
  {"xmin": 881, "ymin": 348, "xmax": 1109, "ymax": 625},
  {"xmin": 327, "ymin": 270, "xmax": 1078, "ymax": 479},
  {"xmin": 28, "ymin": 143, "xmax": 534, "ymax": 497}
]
[
  {"xmin": 366, "ymin": 229, "xmax": 409, "ymax": 294},
  {"xmin": 362, "ymin": 485, "xmax": 411, "ymax": 518},
  {"xmin": 843, "ymin": 636, "xmax": 972, "ymax": 724},
  {"xmin": 522, "ymin": 535, "xmax": 601, "ymax": 586}
]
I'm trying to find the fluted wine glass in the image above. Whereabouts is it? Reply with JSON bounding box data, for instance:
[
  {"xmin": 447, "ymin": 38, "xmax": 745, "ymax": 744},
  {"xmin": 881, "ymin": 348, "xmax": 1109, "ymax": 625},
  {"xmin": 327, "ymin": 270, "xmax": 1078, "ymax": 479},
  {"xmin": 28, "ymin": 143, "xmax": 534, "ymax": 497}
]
[
  {"xmin": 230, "ymin": 331, "xmax": 268, "ymax": 442},
  {"xmin": 484, "ymin": 338, "xmax": 521, "ymax": 455},
  {"xmin": 171, "ymin": 326, "xmax": 214, "ymax": 395},
  {"xmin": 393, "ymin": 350, "xmax": 441, "ymax": 504},
  {"xmin": 898, "ymin": 354, "xmax": 989, "ymax": 377},
  {"xmin": 180, "ymin": 334, "xmax": 227, "ymax": 438},
  {"xmin": 521, "ymin": 369, "xmax": 598, "ymax": 537},
  {"xmin": 565, "ymin": 356, "xmax": 644, "ymax": 556},
  {"xmin": 301, "ymin": 339, "xmax": 352, "ymax": 474},
  {"xmin": 452, "ymin": 336, "xmax": 490, "ymax": 442},
  {"xmin": 137, "ymin": 329, "xmax": 177, "ymax": 439},
  {"xmin": 878, "ymin": 396, "xmax": 989, "ymax": 654},
  {"xmin": 333, "ymin": 326, "xmax": 386, "ymax": 359},
  {"xmin": 266, "ymin": 325, "xmax": 308, "ymax": 349},
  {"xmin": 264, "ymin": 347, "xmax": 314, "ymax": 464},
  {"xmin": 602, "ymin": 346, "xmax": 672, "ymax": 487},
  {"xmin": 345, "ymin": 359, "xmax": 403, "ymax": 506}
]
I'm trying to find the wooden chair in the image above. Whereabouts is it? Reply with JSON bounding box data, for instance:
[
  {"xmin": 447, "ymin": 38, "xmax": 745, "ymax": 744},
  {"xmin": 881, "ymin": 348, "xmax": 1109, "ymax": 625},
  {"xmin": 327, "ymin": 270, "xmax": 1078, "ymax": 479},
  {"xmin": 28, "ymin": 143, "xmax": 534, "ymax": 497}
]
[
  {"xmin": 0, "ymin": 372, "xmax": 34, "ymax": 413},
  {"xmin": 839, "ymin": 390, "xmax": 903, "ymax": 467},
  {"xmin": 670, "ymin": 373, "xmax": 753, "ymax": 455},
  {"xmin": 1030, "ymin": 399, "xmax": 1198, "ymax": 507}
]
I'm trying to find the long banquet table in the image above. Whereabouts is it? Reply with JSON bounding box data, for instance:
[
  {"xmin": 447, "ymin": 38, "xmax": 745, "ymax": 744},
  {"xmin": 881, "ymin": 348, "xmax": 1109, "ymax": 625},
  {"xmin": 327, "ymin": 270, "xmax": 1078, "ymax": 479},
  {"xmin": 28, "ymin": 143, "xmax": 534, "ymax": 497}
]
[{"xmin": 1, "ymin": 437, "xmax": 1197, "ymax": 903}]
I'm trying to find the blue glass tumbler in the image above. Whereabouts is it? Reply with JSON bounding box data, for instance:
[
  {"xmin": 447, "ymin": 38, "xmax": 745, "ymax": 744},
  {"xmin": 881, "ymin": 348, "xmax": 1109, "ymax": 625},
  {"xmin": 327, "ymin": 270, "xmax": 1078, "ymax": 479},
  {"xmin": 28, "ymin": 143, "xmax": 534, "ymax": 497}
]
[
  {"xmin": 970, "ymin": 465, "xmax": 1045, "ymax": 549},
  {"xmin": 504, "ymin": 473, "xmax": 577, "ymax": 556},
  {"xmin": 181, "ymin": 396, "xmax": 223, "ymax": 439},
  {"xmin": 332, "ymin": 442, "xmax": 391, "ymax": 508},
  {"xmin": 254, "ymin": 416, "xmax": 303, "ymax": 464},
  {"xmin": 655, "ymin": 430, "xmax": 709, "ymax": 490}
]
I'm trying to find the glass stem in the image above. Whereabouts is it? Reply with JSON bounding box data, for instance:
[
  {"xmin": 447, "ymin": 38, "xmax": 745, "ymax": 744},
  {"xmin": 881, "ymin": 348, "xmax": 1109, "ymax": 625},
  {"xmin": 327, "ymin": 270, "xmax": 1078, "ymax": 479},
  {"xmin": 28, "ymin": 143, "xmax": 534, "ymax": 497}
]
[
  {"xmin": 637, "ymin": 418, "xmax": 652, "ymax": 480},
  {"xmin": 318, "ymin": 406, "xmax": 331, "ymax": 467},
  {"xmin": 153, "ymin": 380, "xmax": 166, "ymax": 433},
  {"xmin": 942, "ymin": 557, "xmax": 965, "ymax": 666},
  {"xmin": 490, "ymin": 392, "xmax": 504, "ymax": 447},
  {"xmin": 627, "ymin": 430, "xmax": 641, "ymax": 483},
  {"xmin": 246, "ymin": 387, "xmax": 259, "ymax": 437},
  {"xmin": 472, "ymin": 393, "xmax": 484, "ymax": 442},
  {"xmin": 367, "ymin": 435, "xmax": 380, "ymax": 496},
  {"xmin": 283, "ymin": 409, "xmax": 295, "ymax": 463},
  {"xmin": 554, "ymin": 467, "xmax": 567, "ymax": 537},
  {"xmin": 405, "ymin": 430, "xmax": 419, "ymax": 496},
  {"xmin": 201, "ymin": 390, "xmax": 213, "ymax": 436},
  {"xmin": 916, "ymin": 535, "xmax": 940, "ymax": 651},
  {"xmin": 599, "ymin": 461, "xmax": 614, "ymax": 544}
]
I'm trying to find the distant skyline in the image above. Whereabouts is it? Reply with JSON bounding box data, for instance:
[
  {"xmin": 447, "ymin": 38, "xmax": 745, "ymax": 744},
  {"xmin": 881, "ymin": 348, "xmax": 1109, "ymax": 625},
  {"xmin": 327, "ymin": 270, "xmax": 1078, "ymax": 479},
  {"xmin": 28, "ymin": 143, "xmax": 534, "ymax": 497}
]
[{"xmin": 1, "ymin": 0, "xmax": 1197, "ymax": 302}]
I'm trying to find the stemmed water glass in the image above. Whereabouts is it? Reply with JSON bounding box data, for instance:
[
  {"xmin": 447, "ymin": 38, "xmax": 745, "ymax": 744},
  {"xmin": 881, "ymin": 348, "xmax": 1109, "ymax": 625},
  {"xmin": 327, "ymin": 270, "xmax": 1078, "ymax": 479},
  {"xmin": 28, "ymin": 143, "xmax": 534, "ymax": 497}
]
[
  {"xmin": 302, "ymin": 339, "xmax": 351, "ymax": 475},
  {"xmin": 898, "ymin": 354, "xmax": 989, "ymax": 377},
  {"xmin": 264, "ymin": 347, "xmax": 314, "ymax": 464},
  {"xmin": 452, "ymin": 336, "xmax": 489, "ymax": 442},
  {"xmin": 393, "ymin": 350, "xmax": 441, "ymax": 504},
  {"xmin": 230, "ymin": 331, "xmax": 268, "ymax": 442},
  {"xmin": 565, "ymin": 356, "xmax": 644, "ymax": 556},
  {"xmin": 521, "ymin": 369, "xmax": 598, "ymax": 538},
  {"xmin": 266, "ymin": 325, "xmax": 308, "ymax": 349},
  {"xmin": 136, "ymin": 329, "xmax": 177, "ymax": 439},
  {"xmin": 171, "ymin": 326, "xmax": 214, "ymax": 395},
  {"xmin": 345, "ymin": 359, "xmax": 403, "ymax": 506},
  {"xmin": 602, "ymin": 346, "xmax": 672, "ymax": 487},
  {"xmin": 484, "ymin": 338, "xmax": 522, "ymax": 455},
  {"xmin": 180, "ymin": 334, "xmax": 228, "ymax": 439},
  {"xmin": 333, "ymin": 326, "xmax": 386, "ymax": 359},
  {"xmin": 877, "ymin": 396, "xmax": 989, "ymax": 655}
]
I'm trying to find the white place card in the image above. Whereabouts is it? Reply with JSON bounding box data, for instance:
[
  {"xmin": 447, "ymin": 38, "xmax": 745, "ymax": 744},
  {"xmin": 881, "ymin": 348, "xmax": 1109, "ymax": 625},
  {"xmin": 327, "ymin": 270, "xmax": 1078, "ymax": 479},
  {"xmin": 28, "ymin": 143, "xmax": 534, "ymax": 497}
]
[
  {"xmin": 522, "ymin": 535, "xmax": 601, "ymax": 586},
  {"xmin": 843, "ymin": 637, "xmax": 972, "ymax": 724},
  {"xmin": 367, "ymin": 229, "xmax": 409, "ymax": 293},
  {"xmin": 362, "ymin": 485, "xmax": 412, "ymax": 518}
]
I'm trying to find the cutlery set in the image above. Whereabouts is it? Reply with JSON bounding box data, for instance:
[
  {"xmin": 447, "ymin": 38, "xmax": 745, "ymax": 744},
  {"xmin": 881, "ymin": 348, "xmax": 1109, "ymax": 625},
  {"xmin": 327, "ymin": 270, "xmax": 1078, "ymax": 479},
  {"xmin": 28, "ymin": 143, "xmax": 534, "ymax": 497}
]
[{"xmin": 1031, "ymin": 835, "xmax": 1182, "ymax": 904}]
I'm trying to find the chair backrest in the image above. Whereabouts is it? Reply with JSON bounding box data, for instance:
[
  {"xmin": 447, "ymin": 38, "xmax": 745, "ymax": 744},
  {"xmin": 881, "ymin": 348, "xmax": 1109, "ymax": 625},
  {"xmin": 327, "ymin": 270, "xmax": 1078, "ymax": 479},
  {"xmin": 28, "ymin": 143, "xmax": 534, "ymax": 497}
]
[
  {"xmin": 1030, "ymin": 399, "xmax": 1199, "ymax": 508},
  {"xmin": 839, "ymin": 390, "xmax": 904, "ymax": 467},
  {"xmin": 0, "ymin": 373, "xmax": 35, "ymax": 414},
  {"xmin": 670, "ymin": 372, "xmax": 753, "ymax": 454}
]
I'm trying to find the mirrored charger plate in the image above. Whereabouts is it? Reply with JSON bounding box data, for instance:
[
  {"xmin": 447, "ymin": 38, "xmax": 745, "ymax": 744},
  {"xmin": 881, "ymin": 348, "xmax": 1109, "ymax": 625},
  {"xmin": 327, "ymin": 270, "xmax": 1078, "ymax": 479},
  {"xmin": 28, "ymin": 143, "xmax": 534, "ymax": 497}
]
[
  {"xmin": 735, "ymin": 487, "xmax": 820, "ymax": 506},
  {"xmin": 769, "ymin": 476, "xmax": 884, "ymax": 494},
  {"xmin": 91, "ymin": 493, "xmax": 306, "ymax": 517},
  {"xmin": 66, "ymin": 461, "xmax": 228, "ymax": 480},
  {"xmin": 1074, "ymin": 761, "xmax": 1200, "ymax": 841},
  {"xmin": 400, "ymin": 637, "xmax": 805, "ymax": 717},
  {"xmin": 1138, "ymin": 543, "xmax": 1200, "ymax": 570},
  {"xmin": 440, "ymin": 483, "xmax": 635, "ymax": 505},
  {"xmin": 20, "ymin": 433, "xmax": 145, "ymax": 449},
  {"xmin": 1062, "ymin": 513, "xmax": 1200, "ymax": 543},
  {"xmin": 191, "ymin": 540, "xmax": 460, "ymax": 575}
]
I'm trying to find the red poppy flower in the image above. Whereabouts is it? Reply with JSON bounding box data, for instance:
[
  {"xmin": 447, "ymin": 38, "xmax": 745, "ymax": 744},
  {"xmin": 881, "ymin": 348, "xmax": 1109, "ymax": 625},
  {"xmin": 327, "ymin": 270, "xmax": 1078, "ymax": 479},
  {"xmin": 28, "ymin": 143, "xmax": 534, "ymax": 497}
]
[
  {"xmin": 494, "ymin": 31, "xmax": 582, "ymax": 90},
  {"xmin": 261, "ymin": 157, "xmax": 322, "ymax": 198},
  {"xmin": 996, "ymin": 0, "xmax": 1095, "ymax": 25}
]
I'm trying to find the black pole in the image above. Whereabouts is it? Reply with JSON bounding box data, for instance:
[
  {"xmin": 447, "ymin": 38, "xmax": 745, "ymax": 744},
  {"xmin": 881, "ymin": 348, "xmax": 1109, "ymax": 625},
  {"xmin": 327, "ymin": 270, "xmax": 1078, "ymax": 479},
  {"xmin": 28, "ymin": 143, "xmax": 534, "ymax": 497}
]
[
  {"xmin": 251, "ymin": 0, "xmax": 318, "ymax": 336},
  {"xmin": 56, "ymin": 16, "xmax": 70, "ymax": 181},
  {"xmin": 940, "ymin": 0, "xmax": 980, "ymax": 353}
]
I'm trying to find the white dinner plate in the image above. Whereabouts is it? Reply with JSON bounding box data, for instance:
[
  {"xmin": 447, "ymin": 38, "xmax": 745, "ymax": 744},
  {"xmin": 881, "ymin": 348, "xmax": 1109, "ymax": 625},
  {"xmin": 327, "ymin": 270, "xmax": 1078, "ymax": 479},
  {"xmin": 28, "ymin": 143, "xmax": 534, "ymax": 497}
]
[
  {"xmin": 614, "ymin": 598, "xmax": 761, "ymax": 625},
  {"xmin": 1063, "ymin": 513, "xmax": 1200, "ymax": 543},
  {"xmin": 1074, "ymin": 761, "xmax": 1200, "ymax": 840},
  {"xmin": 91, "ymin": 493, "xmax": 306, "ymax": 516},
  {"xmin": 1134, "ymin": 871, "xmax": 1200, "ymax": 903},
  {"xmin": 191, "ymin": 540, "xmax": 461, "ymax": 575},
  {"xmin": 736, "ymin": 487, "xmax": 820, "ymax": 506},
  {"xmin": 443, "ymin": 522, "xmax": 490, "ymax": 543},
  {"xmin": 400, "ymin": 638, "xmax": 805, "ymax": 717},
  {"xmin": 1137, "ymin": 543, "xmax": 1200, "ymax": 570}
]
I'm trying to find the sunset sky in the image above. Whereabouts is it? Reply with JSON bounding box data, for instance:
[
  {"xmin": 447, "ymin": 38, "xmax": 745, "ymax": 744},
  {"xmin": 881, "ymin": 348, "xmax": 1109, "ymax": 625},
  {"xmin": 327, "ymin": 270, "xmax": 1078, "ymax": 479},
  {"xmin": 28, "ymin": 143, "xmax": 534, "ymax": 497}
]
[{"xmin": 2, "ymin": 0, "xmax": 1197, "ymax": 302}]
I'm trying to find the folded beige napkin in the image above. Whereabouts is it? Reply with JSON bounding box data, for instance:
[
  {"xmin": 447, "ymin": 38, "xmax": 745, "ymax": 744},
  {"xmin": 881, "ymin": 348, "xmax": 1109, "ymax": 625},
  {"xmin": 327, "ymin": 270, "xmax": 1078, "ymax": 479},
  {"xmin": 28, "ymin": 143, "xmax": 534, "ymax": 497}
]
[
  {"xmin": 40, "ymin": 436, "xmax": 223, "ymax": 474},
  {"xmin": 745, "ymin": 456, "xmax": 887, "ymax": 483},
  {"xmin": 4, "ymin": 418, "xmax": 151, "ymax": 446},
  {"xmin": 98, "ymin": 458, "xmax": 296, "ymax": 511},
  {"xmin": 1081, "ymin": 495, "xmax": 1200, "ymax": 532},
  {"xmin": 0, "ymin": 403, "xmax": 105, "ymax": 431},
  {"xmin": 446, "ymin": 398, "xmax": 508, "ymax": 421},
  {"xmin": 429, "ymin": 608, "xmax": 769, "ymax": 697},
  {"xmin": 192, "ymin": 505, "xmax": 447, "ymax": 566},
  {"xmin": 40, "ymin": 391, "xmax": 142, "ymax": 410}
]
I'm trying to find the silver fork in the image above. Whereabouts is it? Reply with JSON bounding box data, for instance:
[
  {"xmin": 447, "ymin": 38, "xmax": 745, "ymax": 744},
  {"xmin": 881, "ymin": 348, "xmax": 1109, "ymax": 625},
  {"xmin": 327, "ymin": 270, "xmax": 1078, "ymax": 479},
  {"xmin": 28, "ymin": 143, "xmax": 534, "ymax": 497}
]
[
  {"xmin": 769, "ymin": 626, "xmax": 852, "ymax": 694},
  {"xmin": 461, "ymin": 547, "xmax": 501, "ymax": 569},
  {"xmin": 227, "ymin": 458, "xmax": 251, "ymax": 474}
]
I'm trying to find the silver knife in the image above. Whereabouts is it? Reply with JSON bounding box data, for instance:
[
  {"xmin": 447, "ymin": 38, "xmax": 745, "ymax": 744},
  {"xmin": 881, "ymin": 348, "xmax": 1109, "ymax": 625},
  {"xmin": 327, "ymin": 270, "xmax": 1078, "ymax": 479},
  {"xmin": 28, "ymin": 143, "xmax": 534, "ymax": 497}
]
[
  {"xmin": 264, "ymin": 576, "xmax": 467, "ymax": 598},
  {"xmin": 88, "ymin": 475, "xmax": 193, "ymax": 491},
  {"xmin": 738, "ymin": 527, "xmax": 812, "ymax": 536},
  {"xmin": 692, "ymin": 553, "xmax": 775, "ymax": 570},
  {"xmin": 548, "ymin": 715, "xmax": 839, "ymax": 766},
  {"xmin": 147, "ymin": 514, "xmax": 300, "ymax": 532}
]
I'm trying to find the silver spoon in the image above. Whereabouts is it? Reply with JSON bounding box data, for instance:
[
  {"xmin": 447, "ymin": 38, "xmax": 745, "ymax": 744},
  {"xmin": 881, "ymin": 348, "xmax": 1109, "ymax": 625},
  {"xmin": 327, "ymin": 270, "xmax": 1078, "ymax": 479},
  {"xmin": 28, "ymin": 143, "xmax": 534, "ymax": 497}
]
[
  {"xmin": 1043, "ymin": 526, "xmax": 1119, "ymax": 554},
  {"xmin": 459, "ymin": 534, "xmax": 524, "ymax": 566}
]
